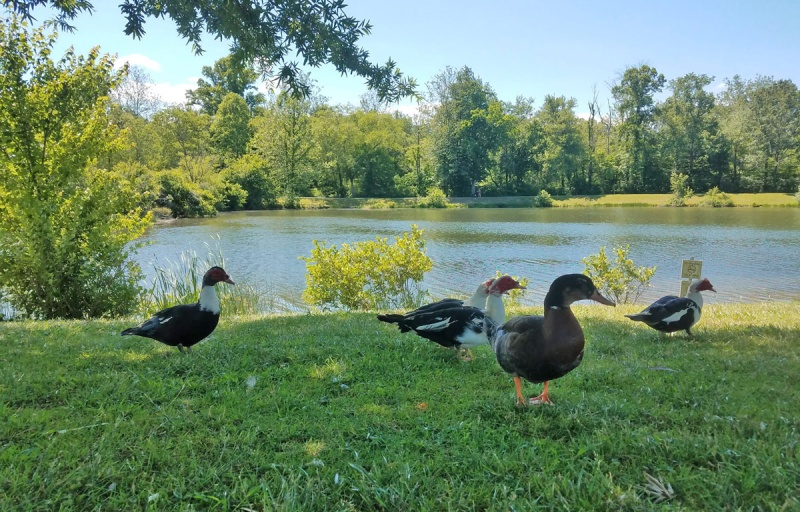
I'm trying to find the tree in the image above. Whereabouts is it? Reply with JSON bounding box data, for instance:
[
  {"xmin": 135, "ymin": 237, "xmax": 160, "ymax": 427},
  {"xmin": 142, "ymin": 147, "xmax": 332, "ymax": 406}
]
[
  {"xmin": 251, "ymin": 92, "xmax": 316, "ymax": 203},
  {"xmin": 312, "ymin": 106, "xmax": 359, "ymax": 197},
  {"xmin": 748, "ymin": 78, "xmax": 800, "ymax": 191},
  {"xmin": 111, "ymin": 64, "xmax": 162, "ymax": 118},
  {"xmin": 659, "ymin": 73, "xmax": 720, "ymax": 191},
  {"xmin": 536, "ymin": 95, "xmax": 586, "ymax": 194},
  {"xmin": 612, "ymin": 65, "xmax": 666, "ymax": 192},
  {"xmin": 352, "ymin": 110, "xmax": 412, "ymax": 197},
  {"xmin": 151, "ymin": 105, "xmax": 213, "ymax": 182},
  {"xmin": 186, "ymin": 55, "xmax": 265, "ymax": 115},
  {"xmin": 0, "ymin": 17, "xmax": 150, "ymax": 318},
  {"xmin": 210, "ymin": 92, "xmax": 253, "ymax": 160},
  {"xmin": 428, "ymin": 66, "xmax": 503, "ymax": 196},
  {"xmin": 9, "ymin": 0, "xmax": 417, "ymax": 101}
]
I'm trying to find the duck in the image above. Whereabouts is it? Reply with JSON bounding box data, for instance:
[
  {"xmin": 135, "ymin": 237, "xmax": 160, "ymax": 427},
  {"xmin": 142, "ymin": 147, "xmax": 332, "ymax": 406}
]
[
  {"xmin": 397, "ymin": 278, "xmax": 496, "ymax": 317},
  {"xmin": 377, "ymin": 276, "xmax": 525, "ymax": 359},
  {"xmin": 490, "ymin": 274, "xmax": 615, "ymax": 406},
  {"xmin": 121, "ymin": 266, "xmax": 235, "ymax": 353},
  {"xmin": 625, "ymin": 277, "xmax": 716, "ymax": 336}
]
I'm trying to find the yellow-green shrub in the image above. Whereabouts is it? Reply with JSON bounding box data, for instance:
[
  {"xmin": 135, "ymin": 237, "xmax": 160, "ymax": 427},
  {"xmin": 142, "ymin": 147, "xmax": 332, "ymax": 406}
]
[
  {"xmin": 582, "ymin": 245, "xmax": 656, "ymax": 304},
  {"xmin": 301, "ymin": 225, "xmax": 433, "ymax": 310}
]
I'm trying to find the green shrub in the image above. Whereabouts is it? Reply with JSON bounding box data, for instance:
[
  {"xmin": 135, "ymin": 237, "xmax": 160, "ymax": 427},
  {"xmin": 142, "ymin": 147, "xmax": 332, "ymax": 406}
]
[
  {"xmin": 533, "ymin": 189, "xmax": 553, "ymax": 207},
  {"xmin": 581, "ymin": 244, "xmax": 656, "ymax": 304},
  {"xmin": 142, "ymin": 239, "xmax": 266, "ymax": 316},
  {"xmin": 214, "ymin": 180, "xmax": 249, "ymax": 211},
  {"xmin": 668, "ymin": 172, "xmax": 693, "ymax": 207},
  {"xmin": 0, "ymin": 19, "xmax": 151, "ymax": 319},
  {"xmin": 301, "ymin": 225, "xmax": 433, "ymax": 310},
  {"xmin": 157, "ymin": 171, "xmax": 217, "ymax": 218},
  {"xmin": 417, "ymin": 187, "xmax": 449, "ymax": 208},
  {"xmin": 224, "ymin": 155, "xmax": 277, "ymax": 209},
  {"xmin": 703, "ymin": 187, "xmax": 734, "ymax": 207}
]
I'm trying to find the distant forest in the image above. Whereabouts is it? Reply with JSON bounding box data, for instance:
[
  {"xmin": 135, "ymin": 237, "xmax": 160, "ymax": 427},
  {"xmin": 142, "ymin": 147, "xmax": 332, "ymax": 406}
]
[{"xmin": 106, "ymin": 56, "xmax": 799, "ymax": 216}]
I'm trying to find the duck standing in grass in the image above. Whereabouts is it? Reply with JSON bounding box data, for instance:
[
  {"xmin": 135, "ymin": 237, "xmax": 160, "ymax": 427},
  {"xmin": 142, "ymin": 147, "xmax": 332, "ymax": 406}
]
[
  {"xmin": 377, "ymin": 276, "xmax": 524, "ymax": 359},
  {"xmin": 625, "ymin": 277, "xmax": 716, "ymax": 336},
  {"xmin": 121, "ymin": 266, "xmax": 235, "ymax": 353},
  {"xmin": 490, "ymin": 274, "xmax": 615, "ymax": 406}
]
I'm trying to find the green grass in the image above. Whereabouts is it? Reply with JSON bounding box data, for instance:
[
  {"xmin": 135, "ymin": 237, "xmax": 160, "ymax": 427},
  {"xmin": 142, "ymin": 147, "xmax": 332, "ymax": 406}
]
[{"xmin": 2, "ymin": 302, "xmax": 799, "ymax": 510}]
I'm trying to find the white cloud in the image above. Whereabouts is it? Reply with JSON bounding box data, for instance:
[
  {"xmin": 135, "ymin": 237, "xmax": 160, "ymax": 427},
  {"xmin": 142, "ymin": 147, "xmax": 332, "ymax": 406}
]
[
  {"xmin": 711, "ymin": 81, "xmax": 728, "ymax": 93},
  {"xmin": 151, "ymin": 80, "xmax": 198, "ymax": 106},
  {"xmin": 114, "ymin": 53, "xmax": 161, "ymax": 72}
]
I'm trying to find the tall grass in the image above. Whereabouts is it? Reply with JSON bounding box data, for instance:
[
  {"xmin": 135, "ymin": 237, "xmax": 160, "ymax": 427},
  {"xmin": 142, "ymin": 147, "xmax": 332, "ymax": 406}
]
[{"xmin": 141, "ymin": 240, "xmax": 267, "ymax": 316}]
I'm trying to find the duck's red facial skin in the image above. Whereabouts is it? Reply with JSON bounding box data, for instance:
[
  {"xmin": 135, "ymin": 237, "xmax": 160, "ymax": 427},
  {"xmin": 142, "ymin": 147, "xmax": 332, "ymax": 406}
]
[
  {"xmin": 490, "ymin": 276, "xmax": 526, "ymax": 294},
  {"xmin": 208, "ymin": 267, "xmax": 235, "ymax": 285},
  {"xmin": 696, "ymin": 278, "xmax": 716, "ymax": 293}
]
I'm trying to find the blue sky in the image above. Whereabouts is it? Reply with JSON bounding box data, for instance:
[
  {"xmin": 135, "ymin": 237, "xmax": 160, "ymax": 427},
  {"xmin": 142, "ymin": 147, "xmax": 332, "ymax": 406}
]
[{"xmin": 35, "ymin": 0, "xmax": 800, "ymax": 116}]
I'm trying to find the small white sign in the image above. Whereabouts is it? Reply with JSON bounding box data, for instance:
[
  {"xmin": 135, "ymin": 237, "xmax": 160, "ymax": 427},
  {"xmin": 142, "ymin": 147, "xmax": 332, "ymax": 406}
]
[{"xmin": 681, "ymin": 259, "xmax": 703, "ymax": 279}]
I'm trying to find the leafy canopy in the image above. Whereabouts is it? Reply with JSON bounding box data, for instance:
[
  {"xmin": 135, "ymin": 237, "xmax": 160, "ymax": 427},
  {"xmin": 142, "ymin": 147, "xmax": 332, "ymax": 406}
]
[{"xmin": 7, "ymin": 0, "xmax": 418, "ymax": 101}]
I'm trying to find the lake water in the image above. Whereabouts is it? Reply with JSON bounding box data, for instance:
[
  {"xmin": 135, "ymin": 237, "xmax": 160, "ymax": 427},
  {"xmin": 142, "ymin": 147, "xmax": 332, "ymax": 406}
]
[{"xmin": 134, "ymin": 207, "xmax": 800, "ymax": 313}]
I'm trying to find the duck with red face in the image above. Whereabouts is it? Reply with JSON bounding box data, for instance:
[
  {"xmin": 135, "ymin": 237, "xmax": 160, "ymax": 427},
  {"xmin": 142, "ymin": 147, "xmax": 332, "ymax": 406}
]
[
  {"xmin": 625, "ymin": 277, "xmax": 716, "ymax": 336},
  {"xmin": 121, "ymin": 266, "xmax": 235, "ymax": 353}
]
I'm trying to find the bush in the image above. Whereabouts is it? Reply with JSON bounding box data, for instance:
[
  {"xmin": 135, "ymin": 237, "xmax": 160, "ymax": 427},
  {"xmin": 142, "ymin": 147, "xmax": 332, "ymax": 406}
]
[
  {"xmin": 301, "ymin": 225, "xmax": 433, "ymax": 310},
  {"xmin": 157, "ymin": 171, "xmax": 217, "ymax": 218},
  {"xmin": 224, "ymin": 155, "xmax": 277, "ymax": 210},
  {"xmin": 214, "ymin": 181, "xmax": 249, "ymax": 211},
  {"xmin": 0, "ymin": 19, "xmax": 151, "ymax": 319},
  {"xmin": 703, "ymin": 187, "xmax": 734, "ymax": 207},
  {"xmin": 581, "ymin": 244, "xmax": 656, "ymax": 304},
  {"xmin": 668, "ymin": 172, "xmax": 693, "ymax": 207},
  {"xmin": 533, "ymin": 189, "xmax": 553, "ymax": 207},
  {"xmin": 417, "ymin": 187, "xmax": 449, "ymax": 208}
]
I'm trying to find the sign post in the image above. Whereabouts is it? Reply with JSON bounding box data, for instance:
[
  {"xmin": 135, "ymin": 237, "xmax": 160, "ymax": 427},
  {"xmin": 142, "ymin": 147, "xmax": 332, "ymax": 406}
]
[{"xmin": 680, "ymin": 259, "xmax": 703, "ymax": 297}]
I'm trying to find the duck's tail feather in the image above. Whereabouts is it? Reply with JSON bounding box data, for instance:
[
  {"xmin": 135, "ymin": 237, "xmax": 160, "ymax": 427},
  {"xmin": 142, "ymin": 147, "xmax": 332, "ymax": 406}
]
[{"xmin": 377, "ymin": 314, "xmax": 412, "ymax": 332}]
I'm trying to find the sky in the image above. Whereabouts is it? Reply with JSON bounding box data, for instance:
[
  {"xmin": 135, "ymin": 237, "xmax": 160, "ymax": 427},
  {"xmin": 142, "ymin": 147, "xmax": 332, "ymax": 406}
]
[{"xmin": 30, "ymin": 0, "xmax": 800, "ymax": 117}]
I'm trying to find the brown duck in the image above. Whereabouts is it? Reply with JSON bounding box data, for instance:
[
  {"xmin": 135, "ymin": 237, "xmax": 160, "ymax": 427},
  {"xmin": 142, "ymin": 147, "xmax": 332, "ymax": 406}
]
[{"xmin": 490, "ymin": 274, "xmax": 615, "ymax": 406}]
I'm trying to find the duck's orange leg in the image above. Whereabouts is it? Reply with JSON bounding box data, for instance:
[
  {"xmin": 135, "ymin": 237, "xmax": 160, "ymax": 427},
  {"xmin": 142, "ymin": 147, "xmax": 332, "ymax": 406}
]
[
  {"xmin": 528, "ymin": 381, "xmax": 553, "ymax": 405},
  {"xmin": 513, "ymin": 376, "xmax": 527, "ymax": 406}
]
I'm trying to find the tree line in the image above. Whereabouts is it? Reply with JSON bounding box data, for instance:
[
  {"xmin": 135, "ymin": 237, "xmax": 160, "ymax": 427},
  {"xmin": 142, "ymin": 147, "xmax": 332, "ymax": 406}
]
[{"xmin": 107, "ymin": 62, "xmax": 800, "ymax": 217}]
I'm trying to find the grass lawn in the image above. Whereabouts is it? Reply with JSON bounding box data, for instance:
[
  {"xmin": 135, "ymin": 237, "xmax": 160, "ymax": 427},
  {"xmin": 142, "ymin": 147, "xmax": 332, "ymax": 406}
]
[
  {"xmin": 302, "ymin": 193, "xmax": 798, "ymax": 210},
  {"xmin": 1, "ymin": 302, "xmax": 799, "ymax": 510}
]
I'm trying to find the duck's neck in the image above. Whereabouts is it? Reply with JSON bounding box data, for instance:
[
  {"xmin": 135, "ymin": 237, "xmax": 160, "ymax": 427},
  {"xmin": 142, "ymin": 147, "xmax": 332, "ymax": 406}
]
[
  {"xmin": 463, "ymin": 288, "xmax": 487, "ymax": 308},
  {"xmin": 485, "ymin": 293, "xmax": 506, "ymax": 323},
  {"xmin": 687, "ymin": 289, "xmax": 704, "ymax": 309},
  {"xmin": 198, "ymin": 284, "xmax": 221, "ymax": 314},
  {"xmin": 543, "ymin": 290, "xmax": 569, "ymax": 314}
]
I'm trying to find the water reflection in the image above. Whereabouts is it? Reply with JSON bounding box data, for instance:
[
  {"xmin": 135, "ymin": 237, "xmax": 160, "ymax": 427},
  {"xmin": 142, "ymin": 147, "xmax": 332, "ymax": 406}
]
[{"xmin": 137, "ymin": 207, "xmax": 800, "ymax": 312}]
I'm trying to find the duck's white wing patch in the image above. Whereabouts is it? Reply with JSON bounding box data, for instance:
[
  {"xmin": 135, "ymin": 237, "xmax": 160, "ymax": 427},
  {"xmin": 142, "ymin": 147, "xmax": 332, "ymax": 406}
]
[
  {"xmin": 158, "ymin": 316, "xmax": 173, "ymax": 325},
  {"xmin": 661, "ymin": 306, "xmax": 694, "ymax": 325},
  {"xmin": 416, "ymin": 317, "xmax": 454, "ymax": 332}
]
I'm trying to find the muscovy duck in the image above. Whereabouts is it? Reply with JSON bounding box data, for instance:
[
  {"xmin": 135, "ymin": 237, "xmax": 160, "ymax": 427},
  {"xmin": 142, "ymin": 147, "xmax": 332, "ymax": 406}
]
[
  {"xmin": 376, "ymin": 276, "xmax": 524, "ymax": 359},
  {"xmin": 397, "ymin": 279, "xmax": 495, "ymax": 317},
  {"xmin": 625, "ymin": 277, "xmax": 716, "ymax": 336},
  {"xmin": 121, "ymin": 266, "xmax": 235, "ymax": 353},
  {"xmin": 490, "ymin": 274, "xmax": 615, "ymax": 406}
]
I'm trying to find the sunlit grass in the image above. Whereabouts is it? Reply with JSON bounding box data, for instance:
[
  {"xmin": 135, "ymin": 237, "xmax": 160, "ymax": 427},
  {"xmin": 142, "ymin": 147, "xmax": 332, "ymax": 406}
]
[
  {"xmin": 1, "ymin": 303, "xmax": 799, "ymax": 510},
  {"xmin": 304, "ymin": 193, "xmax": 798, "ymax": 210}
]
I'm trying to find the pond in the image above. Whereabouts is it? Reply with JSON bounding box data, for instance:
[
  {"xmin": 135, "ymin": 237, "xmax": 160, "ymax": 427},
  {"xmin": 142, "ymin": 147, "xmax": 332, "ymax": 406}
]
[{"xmin": 134, "ymin": 207, "xmax": 800, "ymax": 313}]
